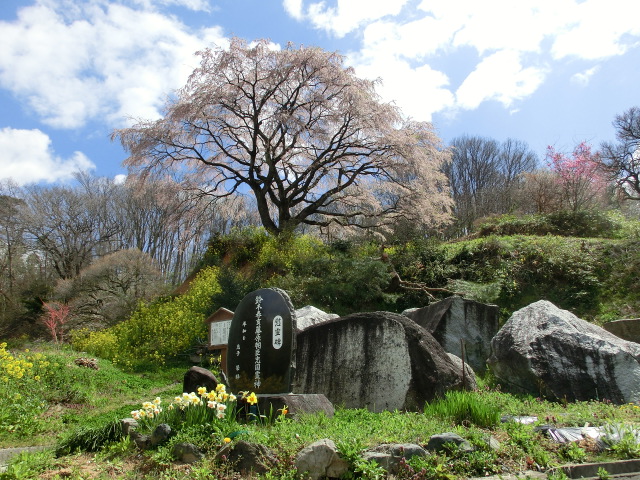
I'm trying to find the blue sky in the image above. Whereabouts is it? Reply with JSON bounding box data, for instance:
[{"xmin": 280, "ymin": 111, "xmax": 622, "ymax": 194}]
[{"xmin": 1, "ymin": 0, "xmax": 639, "ymax": 185}]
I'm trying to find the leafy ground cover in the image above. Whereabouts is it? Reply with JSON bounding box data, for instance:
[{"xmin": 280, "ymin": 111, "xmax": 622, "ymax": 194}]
[{"xmin": 2, "ymin": 343, "xmax": 640, "ymax": 480}]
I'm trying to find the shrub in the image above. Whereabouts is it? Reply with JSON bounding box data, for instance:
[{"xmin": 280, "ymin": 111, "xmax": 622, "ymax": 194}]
[
  {"xmin": 71, "ymin": 267, "xmax": 221, "ymax": 370},
  {"xmin": 477, "ymin": 210, "xmax": 623, "ymax": 238}
]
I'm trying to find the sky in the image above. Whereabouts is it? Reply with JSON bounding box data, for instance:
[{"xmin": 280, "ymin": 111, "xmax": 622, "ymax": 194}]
[{"xmin": 1, "ymin": 0, "xmax": 639, "ymax": 186}]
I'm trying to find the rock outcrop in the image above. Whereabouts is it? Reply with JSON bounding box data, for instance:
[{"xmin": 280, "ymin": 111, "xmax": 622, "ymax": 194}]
[
  {"xmin": 404, "ymin": 295, "xmax": 499, "ymax": 373},
  {"xmin": 488, "ymin": 300, "xmax": 640, "ymax": 403},
  {"xmin": 294, "ymin": 311, "xmax": 473, "ymax": 411}
]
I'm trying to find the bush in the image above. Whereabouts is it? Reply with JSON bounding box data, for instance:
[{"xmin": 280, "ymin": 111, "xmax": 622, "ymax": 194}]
[
  {"xmin": 477, "ymin": 210, "xmax": 623, "ymax": 238},
  {"xmin": 71, "ymin": 267, "xmax": 221, "ymax": 370},
  {"xmin": 198, "ymin": 228, "xmax": 396, "ymax": 315}
]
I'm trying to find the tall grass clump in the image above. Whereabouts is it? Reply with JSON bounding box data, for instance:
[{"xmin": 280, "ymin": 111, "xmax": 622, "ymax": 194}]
[
  {"xmin": 56, "ymin": 418, "xmax": 125, "ymax": 455},
  {"xmin": 70, "ymin": 266, "xmax": 221, "ymax": 371},
  {"xmin": 424, "ymin": 390, "xmax": 501, "ymax": 428}
]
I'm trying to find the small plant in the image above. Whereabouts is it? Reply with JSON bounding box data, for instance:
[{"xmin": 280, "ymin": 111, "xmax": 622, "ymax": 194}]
[
  {"xmin": 129, "ymin": 384, "xmax": 256, "ymax": 443},
  {"xmin": 353, "ymin": 458, "xmax": 387, "ymax": 480},
  {"xmin": 400, "ymin": 455, "xmax": 456, "ymax": 480},
  {"xmin": 1, "ymin": 449, "xmax": 55, "ymax": 480},
  {"xmin": 547, "ymin": 469, "xmax": 570, "ymax": 480},
  {"xmin": 597, "ymin": 466, "xmax": 611, "ymax": 480},
  {"xmin": 610, "ymin": 432, "xmax": 640, "ymax": 459},
  {"xmin": 559, "ymin": 442, "xmax": 587, "ymax": 463},
  {"xmin": 602, "ymin": 423, "xmax": 640, "ymax": 459}
]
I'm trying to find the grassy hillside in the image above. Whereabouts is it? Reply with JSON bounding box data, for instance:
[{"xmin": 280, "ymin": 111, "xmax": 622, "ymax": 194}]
[{"xmin": 198, "ymin": 211, "xmax": 640, "ymax": 325}]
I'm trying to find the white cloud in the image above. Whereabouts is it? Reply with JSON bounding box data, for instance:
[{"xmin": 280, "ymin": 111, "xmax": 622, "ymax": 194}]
[
  {"xmin": 350, "ymin": 53, "xmax": 454, "ymax": 120},
  {"xmin": 128, "ymin": 0, "xmax": 212, "ymax": 12},
  {"xmin": 0, "ymin": 128, "xmax": 95, "ymax": 185},
  {"xmin": 571, "ymin": 66, "xmax": 600, "ymax": 86},
  {"xmin": 287, "ymin": 0, "xmax": 640, "ymax": 123},
  {"xmin": 455, "ymin": 51, "xmax": 548, "ymax": 110},
  {"xmin": 285, "ymin": 0, "xmax": 410, "ymax": 38},
  {"xmin": 282, "ymin": 0, "xmax": 303, "ymax": 20},
  {"xmin": 551, "ymin": 0, "xmax": 640, "ymax": 60},
  {"xmin": 0, "ymin": 0, "xmax": 227, "ymax": 129}
]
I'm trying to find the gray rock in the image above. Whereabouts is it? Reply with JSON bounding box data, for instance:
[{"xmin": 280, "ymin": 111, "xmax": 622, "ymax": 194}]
[
  {"xmin": 426, "ymin": 432, "xmax": 474, "ymax": 453},
  {"xmin": 362, "ymin": 443, "xmax": 428, "ymax": 474},
  {"xmin": 150, "ymin": 423, "xmax": 171, "ymax": 446},
  {"xmin": 183, "ymin": 366, "xmax": 219, "ymax": 394},
  {"xmin": 603, "ymin": 318, "xmax": 640, "ymax": 344},
  {"xmin": 294, "ymin": 311, "xmax": 468, "ymax": 411},
  {"xmin": 488, "ymin": 300, "xmax": 640, "ymax": 403},
  {"xmin": 295, "ymin": 438, "xmax": 349, "ymax": 480},
  {"xmin": 486, "ymin": 436, "xmax": 501, "ymax": 450},
  {"xmin": 172, "ymin": 442, "xmax": 203, "ymax": 463},
  {"xmin": 130, "ymin": 431, "xmax": 151, "ymax": 450},
  {"xmin": 446, "ymin": 353, "xmax": 478, "ymax": 390},
  {"xmin": 225, "ymin": 440, "xmax": 277, "ymax": 475},
  {"xmin": 405, "ymin": 296, "xmax": 499, "ymax": 373},
  {"xmin": 295, "ymin": 305, "xmax": 338, "ymax": 333},
  {"xmin": 120, "ymin": 418, "xmax": 138, "ymax": 436}
]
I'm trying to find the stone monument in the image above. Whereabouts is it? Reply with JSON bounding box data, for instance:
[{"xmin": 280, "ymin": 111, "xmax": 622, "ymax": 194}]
[
  {"xmin": 227, "ymin": 287, "xmax": 296, "ymax": 394},
  {"xmin": 227, "ymin": 288, "xmax": 334, "ymax": 418}
]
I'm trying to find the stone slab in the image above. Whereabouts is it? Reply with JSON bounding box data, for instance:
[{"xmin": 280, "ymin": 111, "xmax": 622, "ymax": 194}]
[{"xmin": 256, "ymin": 393, "xmax": 334, "ymax": 419}]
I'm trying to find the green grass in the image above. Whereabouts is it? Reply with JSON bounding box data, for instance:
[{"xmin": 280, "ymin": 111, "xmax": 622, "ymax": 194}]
[
  {"xmin": 423, "ymin": 390, "xmax": 501, "ymax": 428},
  {"xmin": 3, "ymin": 343, "xmax": 640, "ymax": 479}
]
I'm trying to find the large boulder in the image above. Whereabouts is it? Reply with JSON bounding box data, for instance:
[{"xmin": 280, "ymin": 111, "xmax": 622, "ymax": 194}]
[
  {"xmin": 294, "ymin": 311, "xmax": 472, "ymax": 411},
  {"xmin": 295, "ymin": 305, "xmax": 338, "ymax": 333},
  {"xmin": 488, "ymin": 301, "xmax": 640, "ymax": 403},
  {"xmin": 404, "ymin": 296, "xmax": 499, "ymax": 373}
]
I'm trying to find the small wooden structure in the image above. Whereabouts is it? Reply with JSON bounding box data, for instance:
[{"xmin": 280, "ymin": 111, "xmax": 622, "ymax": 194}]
[{"xmin": 205, "ymin": 307, "xmax": 233, "ymax": 375}]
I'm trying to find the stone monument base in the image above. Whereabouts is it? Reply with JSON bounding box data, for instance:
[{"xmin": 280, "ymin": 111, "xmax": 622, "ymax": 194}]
[{"xmin": 256, "ymin": 393, "xmax": 334, "ymax": 419}]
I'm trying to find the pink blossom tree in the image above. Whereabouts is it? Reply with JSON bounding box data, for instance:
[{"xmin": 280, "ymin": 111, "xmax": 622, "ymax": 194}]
[
  {"xmin": 41, "ymin": 301, "xmax": 70, "ymax": 344},
  {"xmin": 546, "ymin": 142, "xmax": 609, "ymax": 212}
]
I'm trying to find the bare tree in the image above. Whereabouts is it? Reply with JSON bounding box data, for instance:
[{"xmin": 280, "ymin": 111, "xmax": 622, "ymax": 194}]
[
  {"xmin": 518, "ymin": 170, "xmax": 563, "ymax": 214},
  {"xmin": 113, "ymin": 38, "xmax": 452, "ymax": 236},
  {"xmin": 599, "ymin": 106, "xmax": 640, "ymax": 201},
  {"xmin": 21, "ymin": 180, "xmax": 121, "ymax": 280},
  {"xmin": 444, "ymin": 135, "xmax": 537, "ymax": 234},
  {"xmin": 114, "ymin": 177, "xmax": 252, "ymax": 282},
  {"xmin": 498, "ymin": 138, "xmax": 539, "ymax": 209},
  {"xmin": 0, "ymin": 193, "xmax": 26, "ymax": 298}
]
